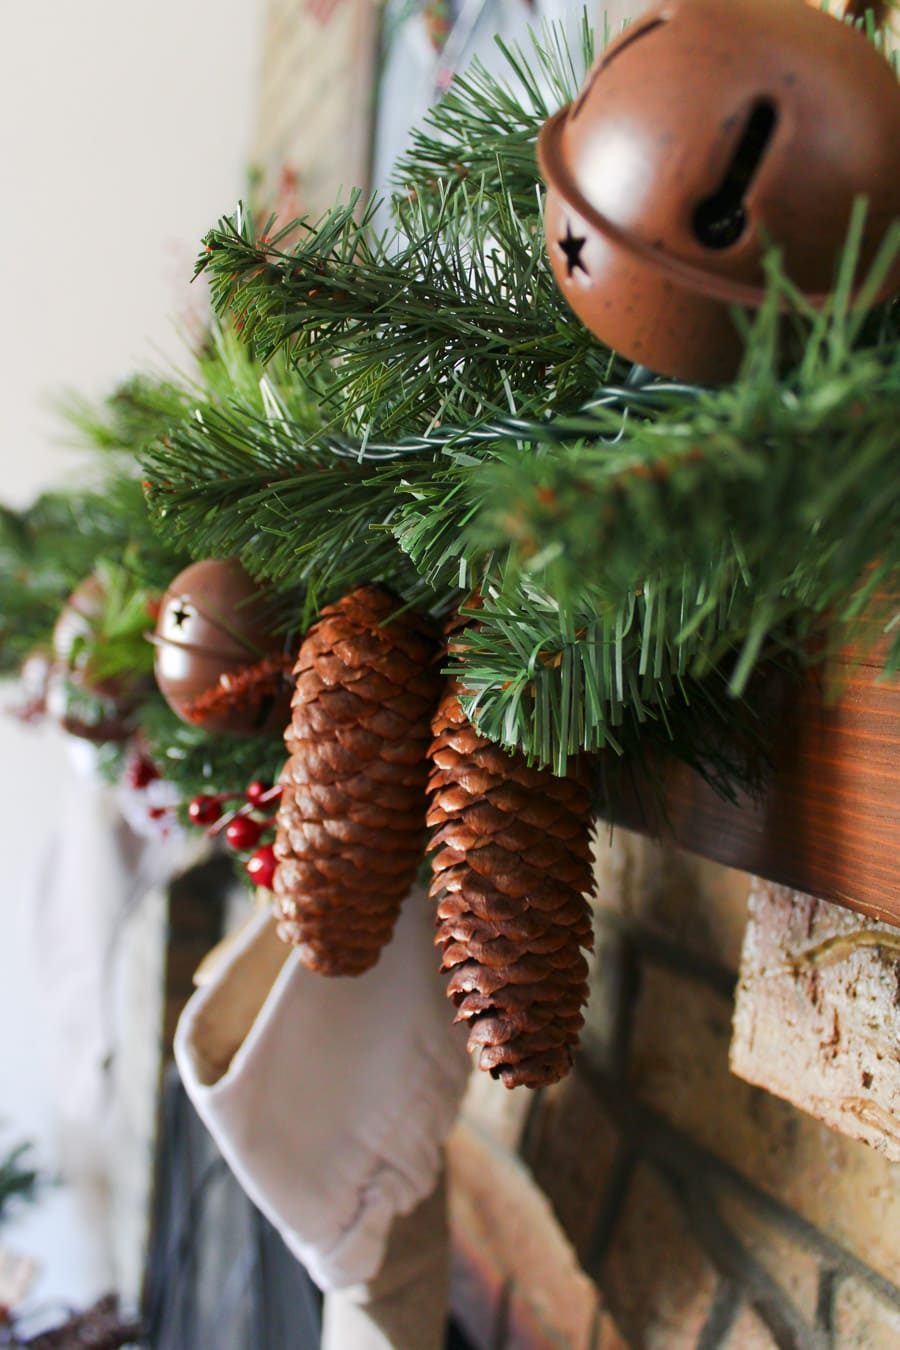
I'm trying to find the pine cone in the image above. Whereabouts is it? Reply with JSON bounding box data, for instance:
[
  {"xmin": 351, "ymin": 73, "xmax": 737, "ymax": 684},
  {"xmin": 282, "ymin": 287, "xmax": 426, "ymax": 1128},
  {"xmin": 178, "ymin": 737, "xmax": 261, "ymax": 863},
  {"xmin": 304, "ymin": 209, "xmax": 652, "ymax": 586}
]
[
  {"xmin": 428, "ymin": 686, "xmax": 594, "ymax": 1088},
  {"xmin": 274, "ymin": 586, "xmax": 441, "ymax": 975}
]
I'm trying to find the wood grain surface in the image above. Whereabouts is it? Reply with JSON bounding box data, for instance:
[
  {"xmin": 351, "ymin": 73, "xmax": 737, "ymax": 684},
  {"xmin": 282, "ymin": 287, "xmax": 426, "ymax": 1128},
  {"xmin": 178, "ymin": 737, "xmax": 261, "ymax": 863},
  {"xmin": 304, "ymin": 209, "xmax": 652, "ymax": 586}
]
[{"xmin": 599, "ymin": 649, "xmax": 900, "ymax": 926}]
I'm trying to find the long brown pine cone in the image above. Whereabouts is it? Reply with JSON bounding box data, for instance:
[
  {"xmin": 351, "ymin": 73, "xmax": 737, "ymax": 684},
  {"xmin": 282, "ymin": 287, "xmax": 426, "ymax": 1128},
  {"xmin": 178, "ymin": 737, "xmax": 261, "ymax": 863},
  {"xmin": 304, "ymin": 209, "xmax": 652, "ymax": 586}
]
[
  {"xmin": 428, "ymin": 684, "xmax": 594, "ymax": 1089},
  {"xmin": 274, "ymin": 586, "xmax": 442, "ymax": 975}
]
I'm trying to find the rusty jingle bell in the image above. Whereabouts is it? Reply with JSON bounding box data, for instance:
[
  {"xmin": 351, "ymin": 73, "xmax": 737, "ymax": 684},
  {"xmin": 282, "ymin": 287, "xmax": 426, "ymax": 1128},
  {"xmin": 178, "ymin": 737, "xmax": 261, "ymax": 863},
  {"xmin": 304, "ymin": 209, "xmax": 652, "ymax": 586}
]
[
  {"xmin": 153, "ymin": 558, "xmax": 290, "ymax": 736},
  {"xmin": 47, "ymin": 574, "xmax": 145, "ymax": 742},
  {"xmin": 537, "ymin": 0, "xmax": 900, "ymax": 383}
]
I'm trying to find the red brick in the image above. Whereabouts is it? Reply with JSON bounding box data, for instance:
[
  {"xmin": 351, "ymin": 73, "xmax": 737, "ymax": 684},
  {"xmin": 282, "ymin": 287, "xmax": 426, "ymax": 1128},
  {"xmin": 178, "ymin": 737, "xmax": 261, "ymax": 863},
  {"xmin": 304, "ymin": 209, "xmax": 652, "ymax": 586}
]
[
  {"xmin": 627, "ymin": 961, "xmax": 900, "ymax": 1286},
  {"xmin": 715, "ymin": 1193, "xmax": 822, "ymax": 1323},
  {"xmin": 503, "ymin": 1299, "xmax": 630, "ymax": 1350},
  {"xmin": 504, "ymin": 1289, "xmax": 568, "ymax": 1349},
  {"xmin": 834, "ymin": 1276, "xmax": 900, "ymax": 1348},
  {"xmin": 600, "ymin": 1163, "xmax": 720, "ymax": 1347},
  {"xmin": 594, "ymin": 1311, "xmax": 631, "ymax": 1350},
  {"xmin": 732, "ymin": 881, "xmax": 900, "ymax": 1160},
  {"xmin": 461, "ymin": 1067, "xmax": 532, "ymax": 1153},
  {"xmin": 448, "ymin": 1122, "xmax": 601, "ymax": 1350},
  {"xmin": 592, "ymin": 829, "xmax": 750, "ymax": 971},
  {"xmin": 526, "ymin": 1074, "xmax": 620, "ymax": 1261},
  {"xmin": 581, "ymin": 923, "xmax": 630, "ymax": 1073},
  {"xmin": 724, "ymin": 1303, "xmax": 778, "ymax": 1347},
  {"xmin": 450, "ymin": 1192, "xmax": 508, "ymax": 1350}
]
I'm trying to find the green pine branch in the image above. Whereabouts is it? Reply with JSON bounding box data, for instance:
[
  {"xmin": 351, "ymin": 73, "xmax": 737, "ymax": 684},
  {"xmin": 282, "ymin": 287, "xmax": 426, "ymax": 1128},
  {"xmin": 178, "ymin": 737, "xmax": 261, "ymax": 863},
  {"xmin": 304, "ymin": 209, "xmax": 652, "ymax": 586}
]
[
  {"xmin": 450, "ymin": 585, "xmax": 774, "ymax": 793},
  {"xmin": 141, "ymin": 361, "xmax": 421, "ymax": 605},
  {"xmin": 196, "ymin": 182, "xmax": 621, "ymax": 436},
  {"xmin": 465, "ymin": 246, "xmax": 900, "ymax": 689},
  {"xmin": 65, "ymin": 559, "xmax": 158, "ymax": 687},
  {"xmin": 0, "ymin": 478, "xmax": 185, "ymax": 673},
  {"xmin": 40, "ymin": 15, "xmax": 900, "ymax": 790},
  {"xmin": 0, "ymin": 1138, "xmax": 39, "ymax": 1227},
  {"xmin": 137, "ymin": 695, "xmax": 286, "ymax": 808},
  {"xmin": 394, "ymin": 15, "xmax": 595, "ymax": 218}
]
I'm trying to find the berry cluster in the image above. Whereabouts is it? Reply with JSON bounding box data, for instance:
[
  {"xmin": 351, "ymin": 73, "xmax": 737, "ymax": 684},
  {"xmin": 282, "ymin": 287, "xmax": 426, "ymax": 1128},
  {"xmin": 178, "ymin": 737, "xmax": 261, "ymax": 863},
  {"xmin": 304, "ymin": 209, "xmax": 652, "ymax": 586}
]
[{"xmin": 187, "ymin": 779, "xmax": 282, "ymax": 889}]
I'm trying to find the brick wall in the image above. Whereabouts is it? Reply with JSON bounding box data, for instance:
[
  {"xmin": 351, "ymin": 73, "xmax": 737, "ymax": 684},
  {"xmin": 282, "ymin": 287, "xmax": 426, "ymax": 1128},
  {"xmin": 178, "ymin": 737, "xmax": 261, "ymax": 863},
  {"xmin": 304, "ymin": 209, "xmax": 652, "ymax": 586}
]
[
  {"xmin": 449, "ymin": 832, "xmax": 900, "ymax": 1349},
  {"xmin": 732, "ymin": 882, "xmax": 900, "ymax": 1158}
]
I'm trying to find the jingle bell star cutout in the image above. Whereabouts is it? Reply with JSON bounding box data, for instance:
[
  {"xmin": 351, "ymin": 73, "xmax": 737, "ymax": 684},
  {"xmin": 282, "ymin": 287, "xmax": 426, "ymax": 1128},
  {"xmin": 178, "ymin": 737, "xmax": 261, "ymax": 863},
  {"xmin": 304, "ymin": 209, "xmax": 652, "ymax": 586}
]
[{"xmin": 558, "ymin": 222, "xmax": 588, "ymax": 277}]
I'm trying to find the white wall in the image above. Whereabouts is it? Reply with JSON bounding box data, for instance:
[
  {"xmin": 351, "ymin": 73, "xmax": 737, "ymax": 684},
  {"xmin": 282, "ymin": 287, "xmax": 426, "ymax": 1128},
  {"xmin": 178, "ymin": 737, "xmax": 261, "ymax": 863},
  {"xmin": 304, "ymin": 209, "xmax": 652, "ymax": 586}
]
[{"xmin": 0, "ymin": 0, "xmax": 261, "ymax": 1314}]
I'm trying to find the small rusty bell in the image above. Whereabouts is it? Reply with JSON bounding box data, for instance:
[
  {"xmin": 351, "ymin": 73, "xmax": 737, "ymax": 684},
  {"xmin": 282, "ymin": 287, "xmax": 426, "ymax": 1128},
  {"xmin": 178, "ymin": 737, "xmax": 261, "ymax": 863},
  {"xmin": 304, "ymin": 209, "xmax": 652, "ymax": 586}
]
[
  {"xmin": 47, "ymin": 574, "xmax": 150, "ymax": 742},
  {"xmin": 537, "ymin": 0, "xmax": 900, "ymax": 383},
  {"xmin": 152, "ymin": 558, "xmax": 291, "ymax": 735}
]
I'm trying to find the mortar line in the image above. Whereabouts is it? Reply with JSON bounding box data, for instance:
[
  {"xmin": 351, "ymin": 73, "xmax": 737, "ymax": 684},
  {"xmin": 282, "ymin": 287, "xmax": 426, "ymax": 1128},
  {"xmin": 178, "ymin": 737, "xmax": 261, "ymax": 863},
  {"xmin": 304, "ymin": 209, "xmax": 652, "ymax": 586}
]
[
  {"xmin": 578, "ymin": 1065, "xmax": 900, "ymax": 1314},
  {"xmin": 518, "ymin": 1086, "xmax": 547, "ymax": 1165},
  {"xmin": 695, "ymin": 1279, "xmax": 743, "ymax": 1350},
  {"xmin": 656, "ymin": 1160, "xmax": 825, "ymax": 1350},
  {"xmin": 490, "ymin": 1278, "xmax": 512, "ymax": 1350},
  {"xmin": 584, "ymin": 1143, "xmax": 639, "ymax": 1280},
  {"xmin": 815, "ymin": 1266, "xmax": 840, "ymax": 1344},
  {"xmin": 593, "ymin": 909, "xmax": 737, "ymax": 1000}
]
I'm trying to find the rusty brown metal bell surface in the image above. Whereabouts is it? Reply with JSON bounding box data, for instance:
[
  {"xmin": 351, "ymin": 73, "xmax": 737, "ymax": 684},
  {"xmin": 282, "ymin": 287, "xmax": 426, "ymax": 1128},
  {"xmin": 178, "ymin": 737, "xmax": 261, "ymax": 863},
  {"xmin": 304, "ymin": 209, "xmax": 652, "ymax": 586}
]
[
  {"xmin": 153, "ymin": 558, "xmax": 290, "ymax": 735},
  {"xmin": 537, "ymin": 0, "xmax": 900, "ymax": 383}
]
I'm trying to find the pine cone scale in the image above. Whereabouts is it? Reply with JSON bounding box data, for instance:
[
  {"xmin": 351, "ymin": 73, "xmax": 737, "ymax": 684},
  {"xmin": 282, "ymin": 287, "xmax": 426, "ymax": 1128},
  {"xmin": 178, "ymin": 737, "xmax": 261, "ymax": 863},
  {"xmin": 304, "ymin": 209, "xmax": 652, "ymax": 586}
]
[
  {"xmin": 438, "ymin": 912, "xmax": 593, "ymax": 949},
  {"xmin": 430, "ymin": 824, "xmax": 590, "ymax": 878},
  {"xmin": 428, "ymin": 682, "xmax": 594, "ymax": 1089},
  {"xmin": 428, "ymin": 795, "xmax": 585, "ymax": 841},
  {"xmin": 452, "ymin": 988, "xmax": 588, "ymax": 1023},
  {"xmin": 274, "ymin": 587, "xmax": 441, "ymax": 975},
  {"xmin": 284, "ymin": 781, "xmax": 425, "ymax": 818},
  {"xmin": 487, "ymin": 1050, "xmax": 574, "ymax": 1090},
  {"xmin": 430, "ymin": 869, "xmax": 587, "ymax": 914},
  {"xmin": 294, "ymin": 743, "xmax": 429, "ymax": 785}
]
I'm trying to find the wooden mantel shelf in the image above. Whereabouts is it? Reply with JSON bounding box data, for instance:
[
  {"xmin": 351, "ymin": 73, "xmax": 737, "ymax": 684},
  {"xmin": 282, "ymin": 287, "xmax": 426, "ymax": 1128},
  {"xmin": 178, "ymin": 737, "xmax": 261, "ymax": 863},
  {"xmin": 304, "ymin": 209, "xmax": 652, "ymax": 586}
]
[{"xmin": 598, "ymin": 645, "xmax": 900, "ymax": 928}]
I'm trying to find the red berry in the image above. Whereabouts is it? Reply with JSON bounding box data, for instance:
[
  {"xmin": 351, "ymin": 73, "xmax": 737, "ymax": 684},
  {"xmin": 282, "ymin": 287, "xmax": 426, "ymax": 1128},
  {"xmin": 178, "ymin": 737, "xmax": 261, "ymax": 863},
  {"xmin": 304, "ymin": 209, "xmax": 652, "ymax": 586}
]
[
  {"xmin": 189, "ymin": 795, "xmax": 221, "ymax": 826},
  {"xmin": 245, "ymin": 844, "xmax": 277, "ymax": 890},
  {"xmin": 225, "ymin": 814, "xmax": 264, "ymax": 850},
  {"xmin": 128, "ymin": 753, "xmax": 160, "ymax": 790},
  {"xmin": 247, "ymin": 779, "xmax": 281, "ymax": 807}
]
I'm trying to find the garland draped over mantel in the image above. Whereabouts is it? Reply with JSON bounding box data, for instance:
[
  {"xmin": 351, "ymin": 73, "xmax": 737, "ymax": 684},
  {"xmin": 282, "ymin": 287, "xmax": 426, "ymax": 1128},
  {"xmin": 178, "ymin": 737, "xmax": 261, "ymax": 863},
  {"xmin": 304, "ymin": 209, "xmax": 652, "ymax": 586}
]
[{"xmin": 1, "ymin": 17, "xmax": 897, "ymax": 799}]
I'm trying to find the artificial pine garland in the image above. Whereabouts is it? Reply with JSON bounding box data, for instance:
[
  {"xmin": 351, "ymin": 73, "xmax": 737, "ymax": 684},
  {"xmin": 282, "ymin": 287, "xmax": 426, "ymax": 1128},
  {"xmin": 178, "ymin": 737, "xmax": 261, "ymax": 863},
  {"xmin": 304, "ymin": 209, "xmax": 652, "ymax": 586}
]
[
  {"xmin": 0, "ymin": 15, "xmax": 894, "ymax": 802},
  {"xmin": 4, "ymin": 21, "xmax": 896, "ymax": 788},
  {"xmin": 144, "ymin": 22, "xmax": 898, "ymax": 777},
  {"xmin": 1, "ymin": 11, "xmax": 897, "ymax": 1089}
]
